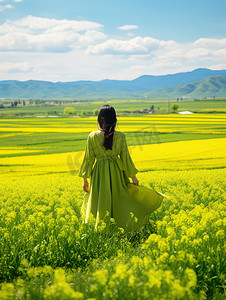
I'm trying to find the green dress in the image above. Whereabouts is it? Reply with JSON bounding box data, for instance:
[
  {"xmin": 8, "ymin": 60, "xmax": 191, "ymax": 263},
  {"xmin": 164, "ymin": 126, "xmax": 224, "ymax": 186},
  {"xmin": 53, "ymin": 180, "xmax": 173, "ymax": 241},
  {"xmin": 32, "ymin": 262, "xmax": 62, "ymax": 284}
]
[{"xmin": 78, "ymin": 131, "xmax": 166, "ymax": 233}]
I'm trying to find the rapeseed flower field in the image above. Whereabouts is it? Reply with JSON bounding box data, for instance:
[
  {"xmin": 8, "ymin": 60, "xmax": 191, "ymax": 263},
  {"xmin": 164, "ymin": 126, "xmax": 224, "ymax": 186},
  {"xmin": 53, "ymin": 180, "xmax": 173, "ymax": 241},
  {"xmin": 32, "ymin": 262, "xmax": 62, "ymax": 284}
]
[{"xmin": 0, "ymin": 114, "xmax": 225, "ymax": 299}]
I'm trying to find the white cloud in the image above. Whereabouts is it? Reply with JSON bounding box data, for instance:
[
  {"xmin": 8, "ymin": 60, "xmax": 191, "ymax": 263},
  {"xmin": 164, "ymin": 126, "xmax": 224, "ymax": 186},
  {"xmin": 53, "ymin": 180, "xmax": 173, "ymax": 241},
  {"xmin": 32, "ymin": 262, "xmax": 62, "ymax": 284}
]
[
  {"xmin": 0, "ymin": 62, "xmax": 33, "ymax": 72},
  {"xmin": 87, "ymin": 36, "xmax": 226, "ymax": 79},
  {"xmin": 87, "ymin": 36, "xmax": 177, "ymax": 55},
  {"xmin": 186, "ymin": 48, "xmax": 213, "ymax": 59},
  {"xmin": 0, "ymin": 15, "xmax": 106, "ymax": 52},
  {"xmin": 215, "ymin": 49, "xmax": 226, "ymax": 58},
  {"xmin": 0, "ymin": 50, "xmax": 129, "ymax": 81},
  {"xmin": 10, "ymin": 15, "xmax": 103, "ymax": 32},
  {"xmin": 194, "ymin": 37, "xmax": 226, "ymax": 48},
  {"xmin": 118, "ymin": 25, "xmax": 139, "ymax": 31},
  {"xmin": 0, "ymin": 38, "xmax": 226, "ymax": 81},
  {"xmin": 0, "ymin": 4, "xmax": 14, "ymax": 11},
  {"xmin": 163, "ymin": 39, "xmax": 226, "ymax": 61},
  {"xmin": 0, "ymin": 15, "xmax": 225, "ymax": 81},
  {"xmin": 0, "ymin": 0, "xmax": 22, "ymax": 2},
  {"xmin": 210, "ymin": 63, "xmax": 226, "ymax": 70}
]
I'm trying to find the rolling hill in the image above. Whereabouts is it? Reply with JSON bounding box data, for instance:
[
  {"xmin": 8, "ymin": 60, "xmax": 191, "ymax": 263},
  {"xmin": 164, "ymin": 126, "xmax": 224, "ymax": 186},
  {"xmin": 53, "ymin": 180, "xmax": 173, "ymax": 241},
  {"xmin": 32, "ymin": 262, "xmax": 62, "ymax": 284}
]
[{"xmin": 0, "ymin": 68, "xmax": 226, "ymax": 99}]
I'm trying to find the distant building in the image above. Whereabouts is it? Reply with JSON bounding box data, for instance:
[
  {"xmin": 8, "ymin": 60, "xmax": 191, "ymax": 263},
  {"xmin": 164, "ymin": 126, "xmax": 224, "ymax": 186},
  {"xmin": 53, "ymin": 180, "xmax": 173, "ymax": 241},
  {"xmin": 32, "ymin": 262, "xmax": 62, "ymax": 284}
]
[
  {"xmin": 178, "ymin": 111, "xmax": 193, "ymax": 114},
  {"xmin": 134, "ymin": 109, "xmax": 155, "ymax": 114}
]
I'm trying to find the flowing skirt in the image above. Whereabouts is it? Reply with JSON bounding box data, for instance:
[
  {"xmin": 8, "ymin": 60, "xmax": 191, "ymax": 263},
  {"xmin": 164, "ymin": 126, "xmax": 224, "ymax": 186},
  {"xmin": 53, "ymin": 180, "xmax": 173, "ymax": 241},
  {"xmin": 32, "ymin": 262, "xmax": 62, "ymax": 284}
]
[{"xmin": 81, "ymin": 158, "xmax": 168, "ymax": 233}]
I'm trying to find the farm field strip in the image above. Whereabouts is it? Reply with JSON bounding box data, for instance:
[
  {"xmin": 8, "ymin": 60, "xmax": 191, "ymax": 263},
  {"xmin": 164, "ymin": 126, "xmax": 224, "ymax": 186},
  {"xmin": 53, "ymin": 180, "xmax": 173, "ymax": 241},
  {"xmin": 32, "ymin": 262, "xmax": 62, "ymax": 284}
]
[
  {"xmin": 1, "ymin": 127, "xmax": 225, "ymax": 134},
  {"xmin": 0, "ymin": 138, "xmax": 225, "ymax": 177}
]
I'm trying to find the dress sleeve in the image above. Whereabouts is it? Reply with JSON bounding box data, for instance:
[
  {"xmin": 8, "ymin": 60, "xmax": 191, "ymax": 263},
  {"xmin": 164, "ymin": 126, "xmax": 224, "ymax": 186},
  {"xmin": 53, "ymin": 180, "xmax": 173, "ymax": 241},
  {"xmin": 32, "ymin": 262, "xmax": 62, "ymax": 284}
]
[
  {"xmin": 119, "ymin": 133, "xmax": 138, "ymax": 178},
  {"xmin": 78, "ymin": 133, "xmax": 95, "ymax": 178}
]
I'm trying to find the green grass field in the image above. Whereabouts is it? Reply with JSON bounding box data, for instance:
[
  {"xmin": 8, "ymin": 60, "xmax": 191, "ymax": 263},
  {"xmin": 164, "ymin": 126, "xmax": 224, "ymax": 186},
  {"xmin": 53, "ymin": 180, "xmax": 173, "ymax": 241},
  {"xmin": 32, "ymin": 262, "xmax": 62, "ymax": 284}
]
[{"xmin": 0, "ymin": 98, "xmax": 226, "ymax": 118}]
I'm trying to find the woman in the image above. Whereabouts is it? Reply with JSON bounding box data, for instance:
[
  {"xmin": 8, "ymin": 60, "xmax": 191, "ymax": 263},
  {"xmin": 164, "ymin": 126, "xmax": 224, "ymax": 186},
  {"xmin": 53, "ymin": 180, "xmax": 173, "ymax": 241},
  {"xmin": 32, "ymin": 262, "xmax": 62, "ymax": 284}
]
[{"xmin": 78, "ymin": 105, "xmax": 167, "ymax": 233}]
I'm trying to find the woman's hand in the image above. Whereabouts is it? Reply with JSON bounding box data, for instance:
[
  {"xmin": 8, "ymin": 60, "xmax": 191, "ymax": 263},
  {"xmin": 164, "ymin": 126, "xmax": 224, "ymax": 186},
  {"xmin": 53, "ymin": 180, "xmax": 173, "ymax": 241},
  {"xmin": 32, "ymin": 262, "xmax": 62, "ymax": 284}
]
[
  {"xmin": 83, "ymin": 178, "xmax": 89, "ymax": 193},
  {"xmin": 132, "ymin": 176, "xmax": 139, "ymax": 186}
]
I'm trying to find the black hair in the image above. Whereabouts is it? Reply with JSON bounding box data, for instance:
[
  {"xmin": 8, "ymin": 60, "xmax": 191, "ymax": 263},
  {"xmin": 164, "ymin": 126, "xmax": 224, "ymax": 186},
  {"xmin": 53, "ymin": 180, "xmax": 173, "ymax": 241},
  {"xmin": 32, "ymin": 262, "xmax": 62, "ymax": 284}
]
[{"xmin": 97, "ymin": 105, "xmax": 117, "ymax": 150}]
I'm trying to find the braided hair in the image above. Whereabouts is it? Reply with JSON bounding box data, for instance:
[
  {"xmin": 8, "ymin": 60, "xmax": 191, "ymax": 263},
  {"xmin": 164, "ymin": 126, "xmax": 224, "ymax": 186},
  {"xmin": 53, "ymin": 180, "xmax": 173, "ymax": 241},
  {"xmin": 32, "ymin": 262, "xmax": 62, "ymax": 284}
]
[{"xmin": 97, "ymin": 105, "xmax": 117, "ymax": 150}]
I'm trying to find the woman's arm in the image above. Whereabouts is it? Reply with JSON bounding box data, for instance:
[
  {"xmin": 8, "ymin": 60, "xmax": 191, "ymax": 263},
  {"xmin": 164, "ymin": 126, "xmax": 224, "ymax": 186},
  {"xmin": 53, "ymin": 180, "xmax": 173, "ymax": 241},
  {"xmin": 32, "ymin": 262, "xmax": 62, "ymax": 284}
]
[
  {"xmin": 83, "ymin": 177, "xmax": 89, "ymax": 193},
  {"xmin": 119, "ymin": 133, "xmax": 139, "ymax": 182},
  {"xmin": 132, "ymin": 176, "xmax": 139, "ymax": 185},
  {"xmin": 78, "ymin": 133, "xmax": 95, "ymax": 179}
]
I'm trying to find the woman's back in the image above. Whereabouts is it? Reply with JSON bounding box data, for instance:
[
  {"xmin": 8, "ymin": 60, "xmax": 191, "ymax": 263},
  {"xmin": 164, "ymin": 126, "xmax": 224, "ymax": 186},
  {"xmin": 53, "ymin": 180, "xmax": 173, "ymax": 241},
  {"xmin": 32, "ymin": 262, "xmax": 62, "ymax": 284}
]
[
  {"xmin": 78, "ymin": 130, "xmax": 138, "ymax": 180},
  {"xmin": 89, "ymin": 130, "xmax": 125, "ymax": 158}
]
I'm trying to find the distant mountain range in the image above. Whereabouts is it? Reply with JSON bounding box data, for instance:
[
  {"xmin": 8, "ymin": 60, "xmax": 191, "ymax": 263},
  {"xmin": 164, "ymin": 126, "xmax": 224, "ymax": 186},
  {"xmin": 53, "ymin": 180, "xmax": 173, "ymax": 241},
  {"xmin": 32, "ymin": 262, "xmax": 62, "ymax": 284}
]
[
  {"xmin": 0, "ymin": 68, "xmax": 226, "ymax": 99},
  {"xmin": 139, "ymin": 75, "xmax": 226, "ymax": 98}
]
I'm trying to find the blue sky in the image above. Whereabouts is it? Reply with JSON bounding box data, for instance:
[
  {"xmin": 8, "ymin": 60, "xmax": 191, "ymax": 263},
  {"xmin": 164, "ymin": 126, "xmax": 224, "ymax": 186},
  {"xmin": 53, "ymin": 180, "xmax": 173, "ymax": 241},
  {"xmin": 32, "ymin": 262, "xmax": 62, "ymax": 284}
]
[{"xmin": 0, "ymin": 0, "xmax": 226, "ymax": 81}]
